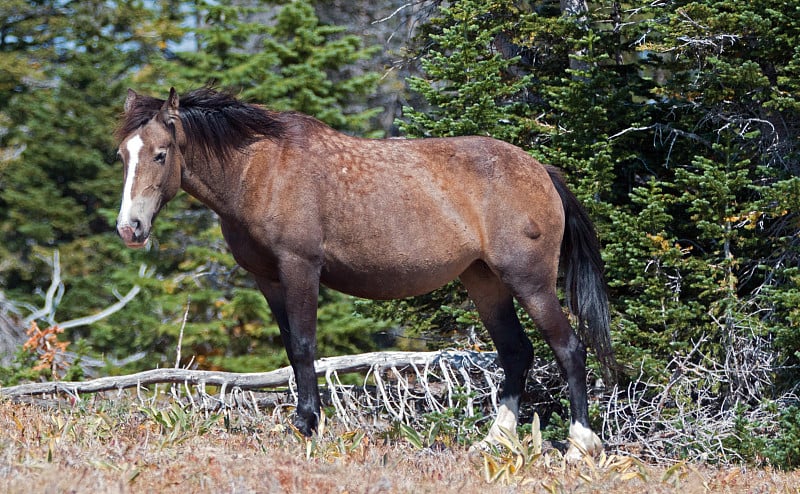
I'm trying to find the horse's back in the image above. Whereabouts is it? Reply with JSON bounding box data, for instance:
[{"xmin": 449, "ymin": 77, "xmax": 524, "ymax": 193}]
[{"xmin": 244, "ymin": 128, "xmax": 564, "ymax": 298}]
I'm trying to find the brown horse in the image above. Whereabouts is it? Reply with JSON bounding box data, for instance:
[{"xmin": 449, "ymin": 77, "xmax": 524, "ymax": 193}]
[{"xmin": 115, "ymin": 87, "xmax": 614, "ymax": 459}]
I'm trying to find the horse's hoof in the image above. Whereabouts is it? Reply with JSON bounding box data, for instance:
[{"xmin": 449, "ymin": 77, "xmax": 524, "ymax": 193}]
[
  {"xmin": 292, "ymin": 414, "xmax": 318, "ymax": 437},
  {"xmin": 564, "ymin": 445, "xmax": 586, "ymax": 463},
  {"xmin": 564, "ymin": 429, "xmax": 603, "ymax": 463},
  {"xmin": 564, "ymin": 444, "xmax": 602, "ymax": 463}
]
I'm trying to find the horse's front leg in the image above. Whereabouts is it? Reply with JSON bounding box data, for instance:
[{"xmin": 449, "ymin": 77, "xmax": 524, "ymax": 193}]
[{"xmin": 255, "ymin": 264, "xmax": 322, "ymax": 436}]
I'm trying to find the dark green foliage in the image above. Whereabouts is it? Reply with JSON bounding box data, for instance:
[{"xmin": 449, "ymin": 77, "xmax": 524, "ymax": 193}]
[
  {"xmin": 0, "ymin": 0, "xmax": 391, "ymax": 374},
  {"xmin": 401, "ymin": 1, "xmax": 540, "ymax": 144},
  {"xmin": 379, "ymin": 0, "xmax": 800, "ymax": 467},
  {"xmin": 0, "ymin": 347, "xmax": 43, "ymax": 386},
  {"xmin": 631, "ymin": 1, "xmax": 800, "ymax": 379},
  {"xmin": 765, "ymin": 405, "xmax": 800, "ymax": 470},
  {"xmin": 2, "ymin": 0, "xmax": 799, "ymax": 469},
  {"xmin": 726, "ymin": 403, "xmax": 800, "ymax": 470},
  {"xmin": 146, "ymin": 0, "xmax": 382, "ymax": 135}
]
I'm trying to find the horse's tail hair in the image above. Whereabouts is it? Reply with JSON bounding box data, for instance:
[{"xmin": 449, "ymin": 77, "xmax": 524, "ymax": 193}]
[{"xmin": 546, "ymin": 166, "xmax": 616, "ymax": 384}]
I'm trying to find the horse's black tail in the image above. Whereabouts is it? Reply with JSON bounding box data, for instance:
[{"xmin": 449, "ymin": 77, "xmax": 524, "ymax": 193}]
[{"xmin": 546, "ymin": 166, "xmax": 616, "ymax": 384}]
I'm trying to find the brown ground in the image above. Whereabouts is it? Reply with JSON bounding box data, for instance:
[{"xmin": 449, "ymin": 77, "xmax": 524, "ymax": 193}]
[{"xmin": 0, "ymin": 399, "xmax": 797, "ymax": 493}]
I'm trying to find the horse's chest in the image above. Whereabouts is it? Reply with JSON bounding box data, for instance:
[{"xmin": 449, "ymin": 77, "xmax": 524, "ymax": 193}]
[{"xmin": 220, "ymin": 221, "xmax": 279, "ymax": 279}]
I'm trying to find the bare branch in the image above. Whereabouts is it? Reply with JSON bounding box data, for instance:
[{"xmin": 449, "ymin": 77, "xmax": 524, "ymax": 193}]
[
  {"xmin": 601, "ymin": 307, "xmax": 794, "ymax": 464},
  {"xmin": 58, "ymin": 285, "xmax": 141, "ymax": 330},
  {"xmin": 20, "ymin": 250, "xmax": 145, "ymax": 331},
  {"xmin": 372, "ymin": 1, "xmax": 417, "ymax": 24},
  {"xmin": 24, "ymin": 250, "xmax": 63, "ymax": 326},
  {"xmin": 0, "ymin": 350, "xmax": 486, "ymax": 399},
  {"xmin": 608, "ymin": 125, "xmax": 656, "ymax": 140},
  {"xmin": 2, "ymin": 251, "xmax": 148, "ymax": 376}
]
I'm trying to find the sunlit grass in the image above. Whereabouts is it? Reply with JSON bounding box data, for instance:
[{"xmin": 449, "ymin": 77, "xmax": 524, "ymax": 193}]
[{"xmin": 0, "ymin": 396, "xmax": 798, "ymax": 493}]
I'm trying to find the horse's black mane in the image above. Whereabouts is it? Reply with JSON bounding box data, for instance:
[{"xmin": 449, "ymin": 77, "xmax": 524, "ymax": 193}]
[{"xmin": 116, "ymin": 88, "xmax": 289, "ymax": 162}]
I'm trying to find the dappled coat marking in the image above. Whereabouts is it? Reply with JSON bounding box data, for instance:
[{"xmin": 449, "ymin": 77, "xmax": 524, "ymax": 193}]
[{"xmin": 114, "ymin": 87, "xmax": 615, "ymax": 459}]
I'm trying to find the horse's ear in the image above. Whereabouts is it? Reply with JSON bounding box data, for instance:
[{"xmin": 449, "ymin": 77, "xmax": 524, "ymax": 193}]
[
  {"xmin": 166, "ymin": 87, "xmax": 179, "ymax": 112},
  {"xmin": 160, "ymin": 87, "xmax": 180, "ymax": 129},
  {"xmin": 124, "ymin": 89, "xmax": 138, "ymax": 113}
]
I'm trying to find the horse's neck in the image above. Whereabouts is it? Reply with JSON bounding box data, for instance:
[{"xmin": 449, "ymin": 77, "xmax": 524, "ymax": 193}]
[{"xmin": 180, "ymin": 150, "xmax": 242, "ymax": 218}]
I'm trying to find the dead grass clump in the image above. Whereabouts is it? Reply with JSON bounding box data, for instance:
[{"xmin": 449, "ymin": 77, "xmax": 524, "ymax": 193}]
[{"xmin": 1, "ymin": 397, "xmax": 799, "ymax": 493}]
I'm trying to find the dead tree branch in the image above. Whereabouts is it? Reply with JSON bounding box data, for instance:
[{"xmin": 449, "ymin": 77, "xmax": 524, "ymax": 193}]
[
  {"xmin": 1, "ymin": 252, "xmax": 149, "ymax": 375},
  {"xmin": 0, "ymin": 350, "xmax": 493, "ymax": 400},
  {"xmin": 601, "ymin": 310, "xmax": 796, "ymax": 464},
  {"xmin": 21, "ymin": 252, "xmax": 148, "ymax": 331}
]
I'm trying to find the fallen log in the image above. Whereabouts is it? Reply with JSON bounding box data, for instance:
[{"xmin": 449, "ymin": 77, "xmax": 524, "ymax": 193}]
[{"xmin": 0, "ymin": 350, "xmax": 499, "ymax": 400}]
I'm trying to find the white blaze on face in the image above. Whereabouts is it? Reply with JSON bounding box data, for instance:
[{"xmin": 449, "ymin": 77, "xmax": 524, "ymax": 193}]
[{"xmin": 119, "ymin": 134, "xmax": 144, "ymax": 224}]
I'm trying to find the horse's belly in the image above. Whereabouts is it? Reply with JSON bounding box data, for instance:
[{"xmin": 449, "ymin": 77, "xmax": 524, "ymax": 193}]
[
  {"xmin": 320, "ymin": 256, "xmax": 473, "ymax": 300},
  {"xmin": 319, "ymin": 209, "xmax": 481, "ymax": 299}
]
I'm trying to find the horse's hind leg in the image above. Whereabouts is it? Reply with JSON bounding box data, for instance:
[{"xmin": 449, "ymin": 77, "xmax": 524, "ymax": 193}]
[
  {"xmin": 514, "ymin": 286, "xmax": 602, "ymax": 460},
  {"xmin": 460, "ymin": 262, "xmax": 534, "ymax": 449}
]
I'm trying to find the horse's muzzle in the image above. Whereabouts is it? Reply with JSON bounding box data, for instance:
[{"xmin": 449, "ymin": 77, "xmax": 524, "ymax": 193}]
[{"xmin": 117, "ymin": 220, "xmax": 149, "ymax": 249}]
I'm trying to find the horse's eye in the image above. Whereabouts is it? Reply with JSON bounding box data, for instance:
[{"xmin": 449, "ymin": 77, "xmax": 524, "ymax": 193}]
[{"xmin": 154, "ymin": 151, "xmax": 167, "ymax": 164}]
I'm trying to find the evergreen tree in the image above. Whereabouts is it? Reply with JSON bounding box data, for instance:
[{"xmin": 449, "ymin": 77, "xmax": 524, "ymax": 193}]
[
  {"xmin": 629, "ymin": 0, "xmax": 800, "ymax": 381},
  {"xmin": 0, "ymin": 0, "xmax": 167, "ymax": 298},
  {"xmin": 102, "ymin": 0, "xmax": 391, "ymax": 371},
  {"xmin": 400, "ymin": 1, "xmax": 540, "ymax": 144},
  {"xmin": 0, "ymin": 1, "xmax": 192, "ymax": 369},
  {"xmin": 388, "ymin": 0, "xmax": 800, "ymax": 390},
  {"xmin": 146, "ymin": 0, "xmax": 382, "ymax": 134},
  {"xmin": 0, "ymin": 0, "xmax": 390, "ymax": 372}
]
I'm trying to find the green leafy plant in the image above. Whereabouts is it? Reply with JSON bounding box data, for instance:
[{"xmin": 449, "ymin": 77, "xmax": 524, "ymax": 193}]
[
  {"xmin": 139, "ymin": 402, "xmax": 220, "ymax": 447},
  {"xmin": 764, "ymin": 405, "xmax": 800, "ymax": 470}
]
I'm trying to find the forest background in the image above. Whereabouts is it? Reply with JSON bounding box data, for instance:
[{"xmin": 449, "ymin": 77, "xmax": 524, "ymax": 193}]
[{"xmin": 0, "ymin": 0, "xmax": 798, "ymax": 468}]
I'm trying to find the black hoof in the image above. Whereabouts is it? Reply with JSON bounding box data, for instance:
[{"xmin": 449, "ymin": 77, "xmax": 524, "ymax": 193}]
[{"xmin": 293, "ymin": 412, "xmax": 318, "ymax": 437}]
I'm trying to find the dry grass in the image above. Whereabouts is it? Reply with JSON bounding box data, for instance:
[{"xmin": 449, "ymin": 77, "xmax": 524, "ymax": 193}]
[{"xmin": 1, "ymin": 398, "xmax": 798, "ymax": 494}]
